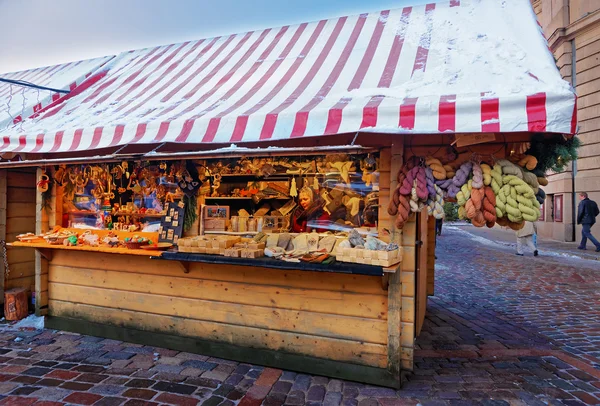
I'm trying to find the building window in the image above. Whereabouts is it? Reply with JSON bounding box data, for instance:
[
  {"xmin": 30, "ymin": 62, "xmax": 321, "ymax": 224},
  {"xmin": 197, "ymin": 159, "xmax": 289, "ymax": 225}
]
[
  {"xmin": 539, "ymin": 202, "xmax": 545, "ymax": 221},
  {"xmin": 554, "ymin": 194, "xmax": 563, "ymax": 223},
  {"xmin": 547, "ymin": 194, "xmax": 554, "ymax": 221}
]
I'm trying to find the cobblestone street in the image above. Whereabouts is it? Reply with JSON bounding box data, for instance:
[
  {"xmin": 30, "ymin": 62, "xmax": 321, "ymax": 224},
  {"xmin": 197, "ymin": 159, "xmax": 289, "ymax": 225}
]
[{"xmin": 0, "ymin": 225, "xmax": 599, "ymax": 405}]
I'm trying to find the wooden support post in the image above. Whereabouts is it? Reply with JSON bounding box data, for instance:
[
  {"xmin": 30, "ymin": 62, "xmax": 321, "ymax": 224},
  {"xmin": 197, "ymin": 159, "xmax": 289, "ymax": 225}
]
[
  {"xmin": 427, "ymin": 215, "xmax": 436, "ymax": 296},
  {"xmin": 416, "ymin": 210, "xmax": 429, "ymax": 336},
  {"xmin": 34, "ymin": 168, "xmax": 49, "ymax": 316},
  {"xmin": 0, "ymin": 169, "xmax": 6, "ymax": 305},
  {"xmin": 381, "ymin": 273, "xmax": 390, "ymax": 291},
  {"xmin": 387, "ymin": 270, "xmax": 401, "ymax": 387}
]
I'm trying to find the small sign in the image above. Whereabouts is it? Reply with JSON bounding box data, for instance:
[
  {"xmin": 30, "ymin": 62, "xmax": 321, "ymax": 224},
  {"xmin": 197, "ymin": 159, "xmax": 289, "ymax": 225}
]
[
  {"xmin": 453, "ymin": 133, "xmax": 497, "ymax": 148},
  {"xmin": 159, "ymin": 202, "xmax": 185, "ymax": 243}
]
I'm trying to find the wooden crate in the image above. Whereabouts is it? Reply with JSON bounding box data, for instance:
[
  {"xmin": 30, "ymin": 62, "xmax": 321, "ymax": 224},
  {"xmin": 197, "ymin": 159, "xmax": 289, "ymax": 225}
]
[{"xmin": 336, "ymin": 248, "xmax": 401, "ymax": 267}]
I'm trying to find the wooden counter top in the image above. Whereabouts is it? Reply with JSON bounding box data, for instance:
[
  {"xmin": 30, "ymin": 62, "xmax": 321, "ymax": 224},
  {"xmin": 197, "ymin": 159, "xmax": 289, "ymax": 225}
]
[{"xmin": 154, "ymin": 251, "xmax": 386, "ymax": 276}]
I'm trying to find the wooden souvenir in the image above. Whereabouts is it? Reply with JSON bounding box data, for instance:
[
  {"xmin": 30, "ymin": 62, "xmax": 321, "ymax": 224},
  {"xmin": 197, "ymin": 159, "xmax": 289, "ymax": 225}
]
[{"xmin": 4, "ymin": 288, "xmax": 29, "ymax": 321}]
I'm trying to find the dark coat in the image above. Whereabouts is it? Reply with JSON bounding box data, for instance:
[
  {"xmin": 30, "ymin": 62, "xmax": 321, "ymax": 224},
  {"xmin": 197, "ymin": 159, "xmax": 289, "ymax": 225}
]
[{"xmin": 577, "ymin": 198, "xmax": 600, "ymax": 225}]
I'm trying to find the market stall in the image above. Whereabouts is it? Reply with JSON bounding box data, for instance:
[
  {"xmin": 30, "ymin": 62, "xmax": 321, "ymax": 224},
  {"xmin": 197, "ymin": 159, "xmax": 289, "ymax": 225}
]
[{"xmin": 0, "ymin": 0, "xmax": 577, "ymax": 388}]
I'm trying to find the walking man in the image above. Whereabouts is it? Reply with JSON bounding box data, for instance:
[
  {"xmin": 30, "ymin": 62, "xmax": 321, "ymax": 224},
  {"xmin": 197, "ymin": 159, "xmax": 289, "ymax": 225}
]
[
  {"xmin": 577, "ymin": 192, "xmax": 600, "ymax": 252},
  {"xmin": 515, "ymin": 221, "xmax": 538, "ymax": 256}
]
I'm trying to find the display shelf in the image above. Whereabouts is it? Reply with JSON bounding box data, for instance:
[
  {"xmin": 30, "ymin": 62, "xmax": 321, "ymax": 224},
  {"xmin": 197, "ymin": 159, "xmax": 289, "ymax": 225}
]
[
  {"xmin": 9, "ymin": 241, "xmax": 164, "ymax": 256},
  {"xmin": 203, "ymin": 231, "xmax": 259, "ymax": 235},
  {"xmin": 214, "ymin": 172, "xmax": 361, "ymax": 178},
  {"xmin": 204, "ymin": 197, "xmax": 251, "ymax": 200},
  {"xmin": 153, "ymin": 251, "xmax": 385, "ymax": 276},
  {"xmin": 113, "ymin": 212, "xmax": 165, "ymax": 218},
  {"xmin": 204, "ymin": 196, "xmax": 291, "ymax": 200},
  {"xmin": 67, "ymin": 210, "xmax": 99, "ymax": 215}
]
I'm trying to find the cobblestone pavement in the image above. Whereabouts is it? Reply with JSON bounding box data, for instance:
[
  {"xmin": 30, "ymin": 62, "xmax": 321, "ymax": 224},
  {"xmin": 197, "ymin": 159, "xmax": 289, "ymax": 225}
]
[{"xmin": 0, "ymin": 227, "xmax": 599, "ymax": 405}]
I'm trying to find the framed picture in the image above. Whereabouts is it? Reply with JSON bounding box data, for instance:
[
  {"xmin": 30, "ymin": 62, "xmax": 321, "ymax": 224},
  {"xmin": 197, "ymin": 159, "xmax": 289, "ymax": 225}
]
[
  {"xmin": 204, "ymin": 206, "xmax": 230, "ymax": 219},
  {"xmin": 554, "ymin": 194, "xmax": 563, "ymax": 223},
  {"xmin": 202, "ymin": 205, "xmax": 230, "ymax": 232}
]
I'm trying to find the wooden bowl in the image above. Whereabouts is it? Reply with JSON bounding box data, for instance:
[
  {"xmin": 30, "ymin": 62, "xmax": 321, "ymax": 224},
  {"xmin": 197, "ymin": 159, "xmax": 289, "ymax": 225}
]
[
  {"xmin": 45, "ymin": 237, "xmax": 66, "ymax": 245},
  {"xmin": 141, "ymin": 242, "xmax": 172, "ymax": 251},
  {"xmin": 125, "ymin": 241, "xmax": 149, "ymax": 250}
]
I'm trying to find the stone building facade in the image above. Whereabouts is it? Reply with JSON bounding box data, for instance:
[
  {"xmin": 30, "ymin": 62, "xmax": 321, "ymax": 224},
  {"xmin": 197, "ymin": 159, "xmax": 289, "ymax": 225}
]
[{"xmin": 533, "ymin": 0, "xmax": 600, "ymax": 242}]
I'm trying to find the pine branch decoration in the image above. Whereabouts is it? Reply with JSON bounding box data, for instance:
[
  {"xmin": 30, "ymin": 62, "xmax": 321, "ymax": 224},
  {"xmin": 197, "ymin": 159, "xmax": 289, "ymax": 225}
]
[
  {"xmin": 183, "ymin": 194, "xmax": 198, "ymax": 232},
  {"xmin": 525, "ymin": 134, "xmax": 581, "ymax": 173}
]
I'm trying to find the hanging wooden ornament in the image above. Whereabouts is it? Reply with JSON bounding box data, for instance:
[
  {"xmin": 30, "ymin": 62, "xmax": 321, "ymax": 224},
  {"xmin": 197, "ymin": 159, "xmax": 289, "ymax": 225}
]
[
  {"xmin": 122, "ymin": 162, "xmax": 130, "ymax": 179},
  {"xmin": 290, "ymin": 177, "xmax": 298, "ymax": 197},
  {"xmin": 53, "ymin": 165, "xmax": 66, "ymax": 186},
  {"xmin": 37, "ymin": 171, "xmax": 50, "ymax": 193}
]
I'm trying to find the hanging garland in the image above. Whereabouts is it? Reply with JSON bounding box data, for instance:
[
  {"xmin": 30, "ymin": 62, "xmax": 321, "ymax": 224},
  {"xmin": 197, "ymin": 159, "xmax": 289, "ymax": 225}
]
[
  {"xmin": 41, "ymin": 181, "xmax": 53, "ymax": 212},
  {"xmin": 525, "ymin": 133, "xmax": 581, "ymax": 173},
  {"xmin": 183, "ymin": 194, "xmax": 198, "ymax": 232}
]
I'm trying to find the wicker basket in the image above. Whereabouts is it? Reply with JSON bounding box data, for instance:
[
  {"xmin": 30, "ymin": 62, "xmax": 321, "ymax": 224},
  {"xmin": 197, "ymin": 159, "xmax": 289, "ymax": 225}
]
[
  {"xmin": 125, "ymin": 241, "xmax": 149, "ymax": 250},
  {"xmin": 45, "ymin": 237, "xmax": 66, "ymax": 245}
]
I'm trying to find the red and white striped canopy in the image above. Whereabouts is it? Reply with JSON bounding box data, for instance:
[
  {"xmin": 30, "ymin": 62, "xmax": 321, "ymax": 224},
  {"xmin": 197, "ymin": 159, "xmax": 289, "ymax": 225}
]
[
  {"xmin": 0, "ymin": 0, "xmax": 577, "ymax": 154},
  {"xmin": 0, "ymin": 57, "xmax": 113, "ymax": 130}
]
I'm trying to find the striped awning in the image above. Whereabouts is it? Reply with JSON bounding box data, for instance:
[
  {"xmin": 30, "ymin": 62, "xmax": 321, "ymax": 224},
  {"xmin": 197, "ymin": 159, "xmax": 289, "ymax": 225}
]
[
  {"xmin": 0, "ymin": 0, "xmax": 577, "ymax": 154},
  {"xmin": 0, "ymin": 57, "xmax": 113, "ymax": 131}
]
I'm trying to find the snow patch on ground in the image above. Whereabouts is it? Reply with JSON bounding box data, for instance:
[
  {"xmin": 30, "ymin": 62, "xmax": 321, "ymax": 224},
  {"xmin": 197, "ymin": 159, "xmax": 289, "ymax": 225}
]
[
  {"xmin": 435, "ymin": 263, "xmax": 450, "ymax": 271},
  {"xmin": 446, "ymin": 225, "xmax": 585, "ymax": 260},
  {"xmin": 12, "ymin": 315, "xmax": 45, "ymax": 330}
]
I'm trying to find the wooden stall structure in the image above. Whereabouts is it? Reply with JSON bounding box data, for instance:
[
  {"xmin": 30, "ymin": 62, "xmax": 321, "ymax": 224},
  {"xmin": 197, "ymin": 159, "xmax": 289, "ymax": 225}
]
[{"xmin": 0, "ymin": 0, "xmax": 577, "ymax": 389}]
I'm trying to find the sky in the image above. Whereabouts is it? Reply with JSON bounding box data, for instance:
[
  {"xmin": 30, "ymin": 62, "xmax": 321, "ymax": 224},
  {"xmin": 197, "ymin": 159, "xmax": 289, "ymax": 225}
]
[{"xmin": 0, "ymin": 0, "xmax": 435, "ymax": 74}]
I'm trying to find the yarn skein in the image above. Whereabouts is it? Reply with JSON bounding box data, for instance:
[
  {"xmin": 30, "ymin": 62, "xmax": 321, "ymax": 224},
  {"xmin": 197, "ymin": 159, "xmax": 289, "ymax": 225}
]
[
  {"xmin": 518, "ymin": 154, "xmax": 538, "ymax": 171},
  {"xmin": 400, "ymin": 166, "xmax": 419, "ymax": 195},
  {"xmin": 415, "ymin": 167, "xmax": 429, "ymax": 201},
  {"xmin": 471, "ymin": 163, "xmax": 484, "ymax": 189},
  {"xmin": 427, "ymin": 184, "xmax": 445, "ymax": 219},
  {"xmin": 425, "ymin": 167, "xmax": 437, "ymax": 199},
  {"xmin": 496, "ymin": 159, "xmax": 523, "ymax": 179},
  {"xmin": 425, "ymin": 156, "xmax": 447, "ymax": 180},
  {"xmin": 481, "ymin": 163, "xmax": 492, "ymax": 186},
  {"xmin": 482, "ymin": 186, "xmax": 497, "ymax": 227},
  {"xmin": 395, "ymin": 194, "xmax": 411, "ymax": 229},
  {"xmin": 443, "ymin": 164, "xmax": 455, "ymax": 179}
]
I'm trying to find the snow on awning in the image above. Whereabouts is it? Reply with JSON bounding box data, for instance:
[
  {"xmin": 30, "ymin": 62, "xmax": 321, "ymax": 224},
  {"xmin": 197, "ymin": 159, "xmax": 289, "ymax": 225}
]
[
  {"xmin": 0, "ymin": 0, "xmax": 577, "ymax": 155},
  {"xmin": 0, "ymin": 57, "xmax": 113, "ymax": 130}
]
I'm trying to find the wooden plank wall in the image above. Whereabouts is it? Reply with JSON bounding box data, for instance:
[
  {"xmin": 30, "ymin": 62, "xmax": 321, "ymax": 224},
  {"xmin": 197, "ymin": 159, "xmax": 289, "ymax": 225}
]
[
  {"xmin": 426, "ymin": 216, "xmax": 436, "ymax": 296},
  {"xmin": 5, "ymin": 169, "xmax": 37, "ymax": 296},
  {"xmin": 400, "ymin": 217, "xmax": 416, "ymax": 372},
  {"xmin": 48, "ymin": 251, "xmax": 389, "ymax": 368}
]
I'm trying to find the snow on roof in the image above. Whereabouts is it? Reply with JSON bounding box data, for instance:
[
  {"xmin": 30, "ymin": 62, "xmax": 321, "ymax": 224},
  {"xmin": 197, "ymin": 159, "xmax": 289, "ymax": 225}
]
[
  {"xmin": 0, "ymin": 0, "xmax": 576, "ymax": 155},
  {"xmin": 0, "ymin": 56, "xmax": 113, "ymax": 130}
]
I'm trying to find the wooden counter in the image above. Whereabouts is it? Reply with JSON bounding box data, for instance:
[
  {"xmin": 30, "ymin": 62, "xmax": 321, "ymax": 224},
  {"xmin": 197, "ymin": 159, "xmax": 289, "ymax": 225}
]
[
  {"xmin": 155, "ymin": 251, "xmax": 388, "ymax": 276},
  {"xmin": 39, "ymin": 249, "xmax": 401, "ymax": 387}
]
